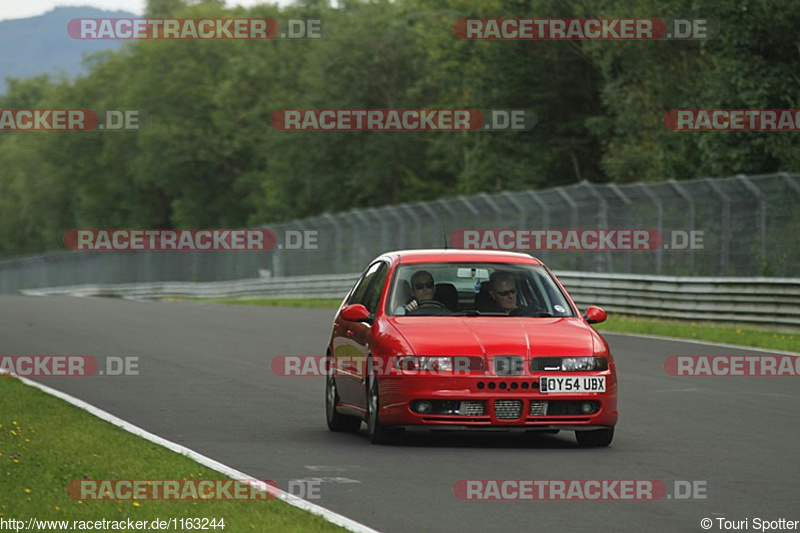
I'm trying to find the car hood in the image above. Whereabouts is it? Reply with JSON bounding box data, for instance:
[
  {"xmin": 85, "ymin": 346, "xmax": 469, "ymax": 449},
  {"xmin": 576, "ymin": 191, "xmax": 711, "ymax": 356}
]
[{"xmin": 388, "ymin": 316, "xmax": 598, "ymax": 357}]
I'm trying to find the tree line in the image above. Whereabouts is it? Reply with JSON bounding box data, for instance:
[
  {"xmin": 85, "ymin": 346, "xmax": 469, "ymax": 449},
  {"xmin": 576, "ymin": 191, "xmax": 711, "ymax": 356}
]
[{"xmin": 0, "ymin": 0, "xmax": 797, "ymax": 256}]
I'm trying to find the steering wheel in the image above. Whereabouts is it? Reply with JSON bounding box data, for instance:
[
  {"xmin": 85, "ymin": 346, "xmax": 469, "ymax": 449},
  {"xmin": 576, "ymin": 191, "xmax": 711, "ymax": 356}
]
[{"xmin": 417, "ymin": 300, "xmax": 449, "ymax": 309}]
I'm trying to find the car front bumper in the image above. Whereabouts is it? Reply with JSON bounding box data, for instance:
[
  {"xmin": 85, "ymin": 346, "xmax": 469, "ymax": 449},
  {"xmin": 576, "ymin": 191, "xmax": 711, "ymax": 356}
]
[{"xmin": 377, "ymin": 374, "xmax": 618, "ymax": 428}]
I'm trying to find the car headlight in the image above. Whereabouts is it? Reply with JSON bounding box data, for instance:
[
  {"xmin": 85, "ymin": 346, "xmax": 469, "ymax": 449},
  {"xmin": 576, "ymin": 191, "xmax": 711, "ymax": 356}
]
[
  {"xmin": 395, "ymin": 356, "xmax": 454, "ymax": 372},
  {"xmin": 561, "ymin": 357, "xmax": 608, "ymax": 371}
]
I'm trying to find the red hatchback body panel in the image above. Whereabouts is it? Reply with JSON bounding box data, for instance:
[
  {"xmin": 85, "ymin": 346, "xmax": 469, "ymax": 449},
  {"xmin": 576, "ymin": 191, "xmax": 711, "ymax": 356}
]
[{"xmin": 328, "ymin": 250, "xmax": 618, "ymax": 432}]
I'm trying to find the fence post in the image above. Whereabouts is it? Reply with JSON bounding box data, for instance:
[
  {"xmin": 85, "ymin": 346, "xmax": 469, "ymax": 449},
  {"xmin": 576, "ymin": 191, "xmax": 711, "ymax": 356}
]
[
  {"xmin": 556, "ymin": 187, "xmax": 579, "ymax": 270},
  {"xmin": 418, "ymin": 201, "xmax": 440, "ymax": 248},
  {"xmin": 737, "ymin": 174, "xmax": 766, "ymax": 263},
  {"xmin": 501, "ymin": 192, "xmax": 526, "ymax": 229},
  {"xmin": 706, "ymin": 178, "xmax": 731, "ymax": 276},
  {"xmin": 352, "ymin": 209, "xmax": 374, "ymax": 264},
  {"xmin": 582, "ymin": 181, "xmax": 609, "ymax": 272},
  {"xmin": 456, "ymin": 196, "xmax": 481, "ymax": 229},
  {"xmin": 323, "ymin": 214, "xmax": 343, "ymax": 274},
  {"xmin": 385, "ymin": 205, "xmax": 406, "ymax": 251},
  {"xmin": 780, "ymin": 172, "xmax": 800, "ymax": 194},
  {"xmin": 668, "ymin": 180, "xmax": 695, "ymax": 273},
  {"xmin": 365, "ymin": 207, "xmax": 389, "ymax": 254},
  {"xmin": 637, "ymin": 183, "xmax": 663, "ymax": 275},
  {"xmin": 436, "ymin": 200, "xmax": 459, "ymax": 247},
  {"xmin": 478, "ymin": 192, "xmax": 503, "ymax": 229},
  {"xmin": 607, "ymin": 183, "xmax": 633, "ymax": 273},
  {"xmin": 525, "ymin": 191, "xmax": 551, "ymax": 263},
  {"xmin": 398, "ymin": 203, "xmax": 421, "ymax": 249}
]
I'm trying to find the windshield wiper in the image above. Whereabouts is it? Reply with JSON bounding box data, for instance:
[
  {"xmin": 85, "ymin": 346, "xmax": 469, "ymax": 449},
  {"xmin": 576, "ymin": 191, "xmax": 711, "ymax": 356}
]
[
  {"xmin": 510, "ymin": 308, "xmax": 554, "ymax": 317},
  {"xmin": 452, "ymin": 310, "xmax": 556, "ymax": 317}
]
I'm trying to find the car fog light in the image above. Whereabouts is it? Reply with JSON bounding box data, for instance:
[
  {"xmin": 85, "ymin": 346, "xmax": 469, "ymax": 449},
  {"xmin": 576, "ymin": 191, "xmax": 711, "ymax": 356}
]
[
  {"xmin": 581, "ymin": 402, "xmax": 595, "ymax": 414},
  {"xmin": 415, "ymin": 401, "xmax": 432, "ymax": 414}
]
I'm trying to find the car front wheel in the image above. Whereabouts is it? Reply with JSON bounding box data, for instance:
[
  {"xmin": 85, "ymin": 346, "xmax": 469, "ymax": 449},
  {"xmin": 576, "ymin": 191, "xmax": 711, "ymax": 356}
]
[
  {"xmin": 366, "ymin": 370, "xmax": 402, "ymax": 444},
  {"xmin": 326, "ymin": 373, "xmax": 361, "ymax": 433}
]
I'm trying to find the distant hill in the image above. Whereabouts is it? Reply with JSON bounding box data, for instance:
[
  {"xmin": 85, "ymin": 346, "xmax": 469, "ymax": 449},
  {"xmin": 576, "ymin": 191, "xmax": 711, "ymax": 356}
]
[{"xmin": 0, "ymin": 6, "xmax": 137, "ymax": 93}]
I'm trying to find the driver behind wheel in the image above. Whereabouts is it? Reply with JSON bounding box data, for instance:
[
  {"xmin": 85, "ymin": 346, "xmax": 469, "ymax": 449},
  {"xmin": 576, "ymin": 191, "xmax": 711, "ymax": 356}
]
[
  {"xmin": 396, "ymin": 270, "xmax": 435, "ymax": 314},
  {"xmin": 487, "ymin": 271, "xmax": 519, "ymax": 313}
]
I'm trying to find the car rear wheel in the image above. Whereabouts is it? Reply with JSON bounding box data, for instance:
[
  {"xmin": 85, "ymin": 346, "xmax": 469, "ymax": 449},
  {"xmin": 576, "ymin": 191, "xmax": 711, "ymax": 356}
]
[
  {"xmin": 575, "ymin": 427, "xmax": 614, "ymax": 447},
  {"xmin": 366, "ymin": 370, "xmax": 403, "ymax": 445},
  {"xmin": 326, "ymin": 374, "xmax": 361, "ymax": 433}
]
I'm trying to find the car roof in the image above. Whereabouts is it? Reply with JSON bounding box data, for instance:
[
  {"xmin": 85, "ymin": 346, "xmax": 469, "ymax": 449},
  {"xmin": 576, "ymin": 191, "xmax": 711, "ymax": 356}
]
[{"xmin": 380, "ymin": 249, "xmax": 543, "ymax": 265}]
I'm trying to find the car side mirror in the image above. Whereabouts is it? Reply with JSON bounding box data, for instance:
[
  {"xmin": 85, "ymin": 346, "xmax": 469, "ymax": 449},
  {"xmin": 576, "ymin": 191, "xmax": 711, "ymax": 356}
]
[
  {"xmin": 341, "ymin": 304, "xmax": 371, "ymax": 322},
  {"xmin": 583, "ymin": 306, "xmax": 607, "ymax": 324}
]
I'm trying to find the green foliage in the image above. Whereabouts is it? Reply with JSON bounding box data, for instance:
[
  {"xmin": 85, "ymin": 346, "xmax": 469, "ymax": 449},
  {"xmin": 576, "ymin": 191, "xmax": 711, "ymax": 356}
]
[
  {"xmin": 0, "ymin": 0, "xmax": 797, "ymax": 256},
  {"xmin": 580, "ymin": 0, "xmax": 800, "ymax": 182}
]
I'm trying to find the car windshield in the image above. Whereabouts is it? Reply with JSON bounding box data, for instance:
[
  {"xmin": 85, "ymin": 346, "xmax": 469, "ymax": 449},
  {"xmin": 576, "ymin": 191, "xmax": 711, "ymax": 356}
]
[{"xmin": 386, "ymin": 262, "xmax": 575, "ymax": 317}]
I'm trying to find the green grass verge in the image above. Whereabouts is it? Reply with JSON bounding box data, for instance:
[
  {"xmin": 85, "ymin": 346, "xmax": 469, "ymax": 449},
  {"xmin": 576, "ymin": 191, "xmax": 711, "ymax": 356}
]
[
  {"xmin": 0, "ymin": 376, "xmax": 346, "ymax": 532},
  {"xmin": 596, "ymin": 314, "xmax": 800, "ymax": 353},
  {"xmin": 180, "ymin": 297, "xmax": 797, "ymax": 353}
]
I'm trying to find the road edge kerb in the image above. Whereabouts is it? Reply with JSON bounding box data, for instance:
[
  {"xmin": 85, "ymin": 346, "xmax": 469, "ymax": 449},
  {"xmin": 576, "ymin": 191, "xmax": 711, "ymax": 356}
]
[
  {"xmin": 601, "ymin": 332, "xmax": 800, "ymax": 356},
  {"xmin": 2, "ymin": 371, "xmax": 382, "ymax": 533}
]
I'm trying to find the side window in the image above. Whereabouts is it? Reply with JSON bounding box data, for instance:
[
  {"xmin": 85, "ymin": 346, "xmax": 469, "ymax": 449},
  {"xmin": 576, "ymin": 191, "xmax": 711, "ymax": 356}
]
[
  {"xmin": 347, "ymin": 261, "xmax": 384, "ymax": 307},
  {"xmin": 362, "ymin": 263, "xmax": 389, "ymax": 313}
]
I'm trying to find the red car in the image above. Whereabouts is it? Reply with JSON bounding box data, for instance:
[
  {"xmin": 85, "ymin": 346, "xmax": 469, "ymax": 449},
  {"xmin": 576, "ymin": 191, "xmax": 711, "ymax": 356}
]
[{"xmin": 325, "ymin": 250, "xmax": 618, "ymax": 447}]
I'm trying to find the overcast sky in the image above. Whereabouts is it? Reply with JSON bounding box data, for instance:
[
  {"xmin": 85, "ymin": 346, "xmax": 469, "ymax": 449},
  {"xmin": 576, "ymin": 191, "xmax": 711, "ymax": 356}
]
[{"xmin": 0, "ymin": 0, "xmax": 293, "ymax": 22}]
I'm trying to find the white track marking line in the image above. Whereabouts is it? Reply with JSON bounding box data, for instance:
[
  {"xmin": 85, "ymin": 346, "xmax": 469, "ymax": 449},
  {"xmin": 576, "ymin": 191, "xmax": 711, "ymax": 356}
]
[
  {"xmin": 601, "ymin": 331, "xmax": 800, "ymax": 356},
  {"xmin": 5, "ymin": 372, "xmax": 381, "ymax": 533}
]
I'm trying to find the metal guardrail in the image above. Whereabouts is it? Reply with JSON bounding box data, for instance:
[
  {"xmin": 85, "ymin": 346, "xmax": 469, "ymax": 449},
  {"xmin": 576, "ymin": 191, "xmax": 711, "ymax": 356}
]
[
  {"xmin": 20, "ymin": 274, "xmax": 361, "ymax": 301},
  {"xmin": 2, "ymin": 173, "xmax": 799, "ymax": 294},
  {"xmin": 556, "ymin": 272, "xmax": 800, "ymax": 328},
  {"xmin": 22, "ymin": 272, "xmax": 800, "ymax": 330}
]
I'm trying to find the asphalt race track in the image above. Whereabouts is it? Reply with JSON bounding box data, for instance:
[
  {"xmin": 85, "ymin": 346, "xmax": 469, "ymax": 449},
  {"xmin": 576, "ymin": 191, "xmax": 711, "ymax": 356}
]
[{"xmin": 3, "ymin": 295, "xmax": 799, "ymax": 533}]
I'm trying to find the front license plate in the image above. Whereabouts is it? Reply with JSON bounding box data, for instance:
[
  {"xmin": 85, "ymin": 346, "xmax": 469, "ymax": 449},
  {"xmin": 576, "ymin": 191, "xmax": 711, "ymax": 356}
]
[{"xmin": 540, "ymin": 376, "xmax": 606, "ymax": 393}]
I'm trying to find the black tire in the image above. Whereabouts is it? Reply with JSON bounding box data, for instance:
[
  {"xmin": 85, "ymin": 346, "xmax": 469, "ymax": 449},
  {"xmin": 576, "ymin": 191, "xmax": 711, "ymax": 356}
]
[
  {"xmin": 366, "ymin": 369, "xmax": 403, "ymax": 444},
  {"xmin": 326, "ymin": 373, "xmax": 361, "ymax": 433},
  {"xmin": 575, "ymin": 427, "xmax": 614, "ymax": 447}
]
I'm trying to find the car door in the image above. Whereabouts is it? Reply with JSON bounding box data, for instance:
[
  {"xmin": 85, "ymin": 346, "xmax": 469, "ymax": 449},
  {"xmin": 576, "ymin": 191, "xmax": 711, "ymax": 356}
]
[{"xmin": 334, "ymin": 260, "xmax": 389, "ymax": 406}]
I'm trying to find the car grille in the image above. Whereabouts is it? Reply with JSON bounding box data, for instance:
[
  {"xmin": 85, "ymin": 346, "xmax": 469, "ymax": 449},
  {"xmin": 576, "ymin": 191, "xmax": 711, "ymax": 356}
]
[
  {"xmin": 530, "ymin": 357, "xmax": 563, "ymax": 371},
  {"xmin": 529, "ymin": 400, "xmax": 600, "ymax": 416},
  {"xmin": 494, "ymin": 400, "xmax": 523, "ymax": 420},
  {"xmin": 530, "ymin": 401, "xmax": 548, "ymax": 416},
  {"xmin": 460, "ymin": 401, "xmax": 486, "ymax": 416},
  {"xmin": 412, "ymin": 400, "xmax": 486, "ymax": 416},
  {"xmin": 494, "ymin": 356, "xmax": 524, "ymax": 376}
]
